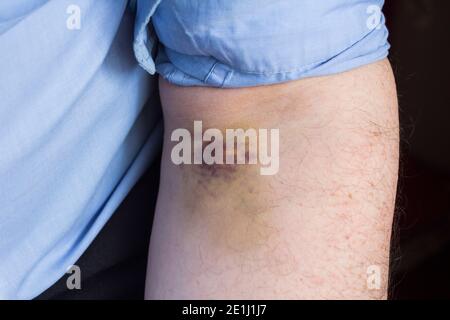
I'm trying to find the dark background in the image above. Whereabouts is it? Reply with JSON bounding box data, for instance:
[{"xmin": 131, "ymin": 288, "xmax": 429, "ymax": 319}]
[{"xmin": 384, "ymin": 0, "xmax": 450, "ymax": 299}]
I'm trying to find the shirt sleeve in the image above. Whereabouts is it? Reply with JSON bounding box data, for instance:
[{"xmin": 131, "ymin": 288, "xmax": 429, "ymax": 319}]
[{"xmin": 134, "ymin": 0, "xmax": 390, "ymax": 88}]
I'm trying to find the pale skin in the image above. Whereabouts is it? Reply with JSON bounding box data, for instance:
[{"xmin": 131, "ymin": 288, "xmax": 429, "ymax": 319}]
[{"xmin": 145, "ymin": 59, "xmax": 399, "ymax": 299}]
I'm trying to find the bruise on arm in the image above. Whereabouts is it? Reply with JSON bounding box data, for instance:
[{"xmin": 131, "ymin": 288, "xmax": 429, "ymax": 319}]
[{"xmin": 172, "ymin": 128, "xmax": 280, "ymax": 253}]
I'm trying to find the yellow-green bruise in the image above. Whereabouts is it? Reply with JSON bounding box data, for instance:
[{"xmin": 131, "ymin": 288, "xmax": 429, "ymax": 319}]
[
  {"xmin": 165, "ymin": 118, "xmax": 282, "ymax": 252},
  {"xmin": 176, "ymin": 158, "xmax": 279, "ymax": 253}
]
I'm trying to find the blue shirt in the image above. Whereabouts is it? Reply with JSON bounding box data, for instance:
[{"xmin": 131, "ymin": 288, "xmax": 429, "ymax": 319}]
[{"xmin": 0, "ymin": 0, "xmax": 388, "ymax": 299}]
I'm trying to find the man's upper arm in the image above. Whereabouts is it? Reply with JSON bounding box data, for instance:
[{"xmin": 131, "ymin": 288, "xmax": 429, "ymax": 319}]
[{"xmin": 147, "ymin": 59, "xmax": 399, "ymax": 299}]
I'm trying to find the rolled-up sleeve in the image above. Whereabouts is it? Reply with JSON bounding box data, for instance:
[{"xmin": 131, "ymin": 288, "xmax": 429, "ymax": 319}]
[{"xmin": 134, "ymin": 0, "xmax": 389, "ymax": 88}]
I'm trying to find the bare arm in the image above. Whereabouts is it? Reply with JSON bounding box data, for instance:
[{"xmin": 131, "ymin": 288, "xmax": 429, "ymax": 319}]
[{"xmin": 145, "ymin": 59, "xmax": 399, "ymax": 299}]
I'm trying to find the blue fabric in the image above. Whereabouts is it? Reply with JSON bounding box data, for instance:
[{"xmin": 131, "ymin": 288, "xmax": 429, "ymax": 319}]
[
  {"xmin": 0, "ymin": 0, "xmax": 389, "ymax": 299},
  {"xmin": 145, "ymin": 0, "xmax": 390, "ymax": 87},
  {"xmin": 0, "ymin": 0, "xmax": 162, "ymax": 299}
]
